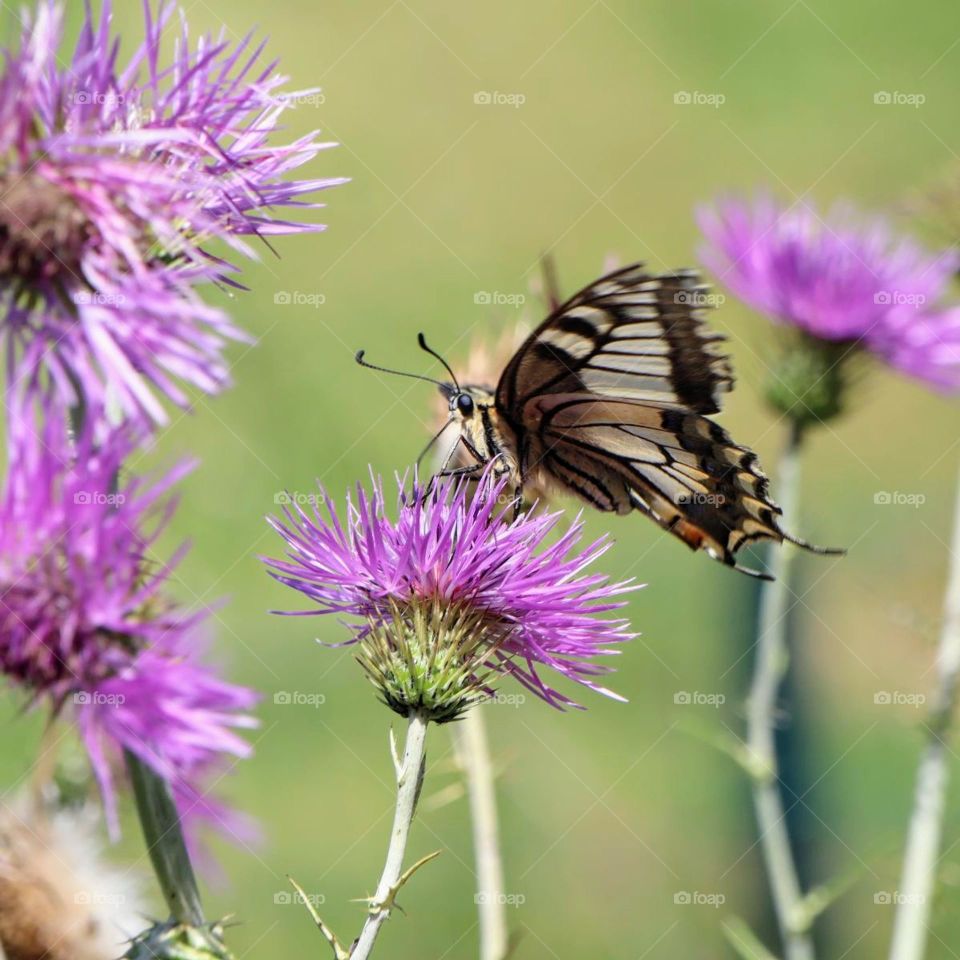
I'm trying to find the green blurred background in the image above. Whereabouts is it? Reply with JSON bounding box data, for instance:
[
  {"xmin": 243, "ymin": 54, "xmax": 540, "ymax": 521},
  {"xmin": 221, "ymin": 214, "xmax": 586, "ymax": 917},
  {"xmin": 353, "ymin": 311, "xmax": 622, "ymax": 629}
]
[{"xmin": 5, "ymin": 1, "xmax": 960, "ymax": 957}]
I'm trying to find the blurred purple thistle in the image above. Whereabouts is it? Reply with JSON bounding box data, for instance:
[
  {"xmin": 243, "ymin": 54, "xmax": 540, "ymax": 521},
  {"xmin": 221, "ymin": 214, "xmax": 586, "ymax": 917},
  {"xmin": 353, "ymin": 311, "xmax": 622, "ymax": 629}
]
[
  {"xmin": 0, "ymin": 401, "xmax": 258, "ymax": 838},
  {"xmin": 264, "ymin": 470, "xmax": 638, "ymax": 714},
  {"xmin": 0, "ymin": 1, "xmax": 344, "ymax": 426},
  {"xmin": 697, "ymin": 193, "xmax": 960, "ymax": 396}
]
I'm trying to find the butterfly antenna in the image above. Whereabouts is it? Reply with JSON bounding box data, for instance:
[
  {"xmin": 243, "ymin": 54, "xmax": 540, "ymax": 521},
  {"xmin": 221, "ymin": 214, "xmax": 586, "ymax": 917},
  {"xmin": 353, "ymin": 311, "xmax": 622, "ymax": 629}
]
[
  {"xmin": 417, "ymin": 333, "xmax": 460, "ymax": 390},
  {"xmin": 355, "ymin": 350, "xmax": 446, "ymax": 388}
]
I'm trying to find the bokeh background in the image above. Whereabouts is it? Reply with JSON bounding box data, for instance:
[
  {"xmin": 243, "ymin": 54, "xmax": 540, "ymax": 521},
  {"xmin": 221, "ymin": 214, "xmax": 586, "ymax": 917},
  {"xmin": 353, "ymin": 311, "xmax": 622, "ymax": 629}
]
[{"xmin": 3, "ymin": 1, "xmax": 960, "ymax": 957}]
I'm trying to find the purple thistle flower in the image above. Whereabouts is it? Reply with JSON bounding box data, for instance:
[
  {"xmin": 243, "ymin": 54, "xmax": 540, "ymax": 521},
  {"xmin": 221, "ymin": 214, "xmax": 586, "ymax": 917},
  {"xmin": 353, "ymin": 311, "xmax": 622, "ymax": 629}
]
[
  {"xmin": 697, "ymin": 193, "xmax": 960, "ymax": 391},
  {"xmin": 0, "ymin": 402, "xmax": 258, "ymax": 837},
  {"xmin": 263, "ymin": 471, "xmax": 637, "ymax": 713},
  {"xmin": 0, "ymin": 1, "xmax": 344, "ymax": 426}
]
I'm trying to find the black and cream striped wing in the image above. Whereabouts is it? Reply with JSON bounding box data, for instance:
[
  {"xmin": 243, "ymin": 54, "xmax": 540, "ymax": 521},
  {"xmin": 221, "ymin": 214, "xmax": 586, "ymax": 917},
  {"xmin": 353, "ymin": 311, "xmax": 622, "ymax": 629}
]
[
  {"xmin": 526, "ymin": 395, "xmax": 787, "ymax": 574},
  {"xmin": 496, "ymin": 262, "xmax": 733, "ymax": 422}
]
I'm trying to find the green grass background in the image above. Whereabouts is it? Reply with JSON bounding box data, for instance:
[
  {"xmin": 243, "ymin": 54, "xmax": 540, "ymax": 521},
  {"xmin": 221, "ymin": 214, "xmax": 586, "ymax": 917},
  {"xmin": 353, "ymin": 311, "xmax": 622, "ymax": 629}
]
[{"xmin": 4, "ymin": 1, "xmax": 960, "ymax": 957}]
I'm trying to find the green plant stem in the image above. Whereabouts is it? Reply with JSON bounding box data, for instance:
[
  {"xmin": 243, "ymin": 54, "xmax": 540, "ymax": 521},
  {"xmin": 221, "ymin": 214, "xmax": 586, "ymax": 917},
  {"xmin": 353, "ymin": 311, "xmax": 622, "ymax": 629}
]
[
  {"xmin": 888, "ymin": 461, "xmax": 960, "ymax": 960},
  {"xmin": 453, "ymin": 707, "xmax": 509, "ymax": 960},
  {"xmin": 747, "ymin": 421, "xmax": 815, "ymax": 960},
  {"xmin": 351, "ymin": 711, "xmax": 430, "ymax": 960},
  {"xmin": 126, "ymin": 749, "xmax": 205, "ymax": 926}
]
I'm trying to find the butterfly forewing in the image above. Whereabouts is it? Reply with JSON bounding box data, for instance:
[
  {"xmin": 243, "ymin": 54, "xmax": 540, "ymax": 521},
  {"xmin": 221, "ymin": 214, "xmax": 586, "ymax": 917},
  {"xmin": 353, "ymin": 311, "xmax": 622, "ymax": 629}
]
[{"xmin": 497, "ymin": 263, "xmax": 733, "ymax": 418}]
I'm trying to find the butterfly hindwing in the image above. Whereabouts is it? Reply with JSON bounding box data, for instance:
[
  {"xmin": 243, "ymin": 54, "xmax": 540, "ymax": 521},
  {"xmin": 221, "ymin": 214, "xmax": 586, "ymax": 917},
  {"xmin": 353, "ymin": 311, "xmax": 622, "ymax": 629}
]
[{"xmin": 526, "ymin": 395, "xmax": 786, "ymax": 566}]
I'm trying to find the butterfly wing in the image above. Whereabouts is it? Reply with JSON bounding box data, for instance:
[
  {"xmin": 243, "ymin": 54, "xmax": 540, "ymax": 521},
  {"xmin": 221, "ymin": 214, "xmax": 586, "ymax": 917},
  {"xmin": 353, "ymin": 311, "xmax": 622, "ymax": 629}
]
[
  {"xmin": 494, "ymin": 263, "xmax": 818, "ymax": 575},
  {"xmin": 496, "ymin": 262, "xmax": 733, "ymax": 418},
  {"xmin": 525, "ymin": 395, "xmax": 786, "ymax": 574}
]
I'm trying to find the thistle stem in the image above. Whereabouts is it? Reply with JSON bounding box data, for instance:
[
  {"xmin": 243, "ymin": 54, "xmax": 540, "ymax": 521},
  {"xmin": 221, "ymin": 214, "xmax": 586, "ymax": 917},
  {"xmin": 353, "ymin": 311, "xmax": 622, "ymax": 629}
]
[
  {"xmin": 352, "ymin": 711, "xmax": 430, "ymax": 960},
  {"xmin": 125, "ymin": 749, "xmax": 205, "ymax": 926},
  {"xmin": 747, "ymin": 421, "xmax": 815, "ymax": 960},
  {"xmin": 453, "ymin": 707, "xmax": 509, "ymax": 960},
  {"xmin": 888, "ymin": 461, "xmax": 960, "ymax": 960}
]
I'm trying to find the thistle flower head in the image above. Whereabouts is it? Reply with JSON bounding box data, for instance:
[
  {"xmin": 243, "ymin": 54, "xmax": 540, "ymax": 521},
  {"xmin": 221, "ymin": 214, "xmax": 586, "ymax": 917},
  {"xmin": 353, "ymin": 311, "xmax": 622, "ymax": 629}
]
[
  {"xmin": 1, "ymin": 1, "xmax": 343, "ymax": 426},
  {"xmin": 697, "ymin": 193, "xmax": 960, "ymax": 418},
  {"xmin": 264, "ymin": 471, "xmax": 637, "ymax": 717},
  {"xmin": 0, "ymin": 400, "xmax": 258, "ymax": 838},
  {"xmin": 123, "ymin": 919, "xmax": 236, "ymax": 960}
]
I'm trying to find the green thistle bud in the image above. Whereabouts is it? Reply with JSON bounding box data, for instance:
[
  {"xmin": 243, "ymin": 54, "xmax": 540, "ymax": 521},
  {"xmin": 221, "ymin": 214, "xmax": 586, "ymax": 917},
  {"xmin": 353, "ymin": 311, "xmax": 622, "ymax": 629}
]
[
  {"xmin": 764, "ymin": 333, "xmax": 852, "ymax": 429},
  {"xmin": 123, "ymin": 920, "xmax": 235, "ymax": 960},
  {"xmin": 355, "ymin": 600, "xmax": 501, "ymax": 723}
]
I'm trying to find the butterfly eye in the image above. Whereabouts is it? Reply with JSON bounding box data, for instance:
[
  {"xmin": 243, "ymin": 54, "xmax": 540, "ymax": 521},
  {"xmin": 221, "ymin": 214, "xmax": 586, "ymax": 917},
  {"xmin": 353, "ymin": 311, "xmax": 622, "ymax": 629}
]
[{"xmin": 456, "ymin": 393, "xmax": 475, "ymax": 416}]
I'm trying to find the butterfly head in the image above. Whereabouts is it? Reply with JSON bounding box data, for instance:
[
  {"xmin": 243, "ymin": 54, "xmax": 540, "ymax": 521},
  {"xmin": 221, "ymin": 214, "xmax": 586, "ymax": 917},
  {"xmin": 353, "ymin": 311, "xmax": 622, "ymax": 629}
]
[{"xmin": 439, "ymin": 382, "xmax": 493, "ymax": 424}]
